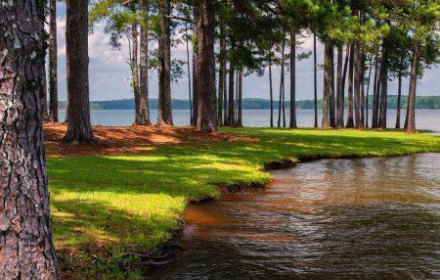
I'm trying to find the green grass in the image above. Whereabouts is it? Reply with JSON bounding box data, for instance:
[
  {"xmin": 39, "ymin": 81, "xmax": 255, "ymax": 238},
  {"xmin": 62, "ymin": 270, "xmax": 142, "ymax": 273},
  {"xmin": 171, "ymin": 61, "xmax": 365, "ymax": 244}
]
[{"xmin": 47, "ymin": 128, "xmax": 440, "ymax": 279}]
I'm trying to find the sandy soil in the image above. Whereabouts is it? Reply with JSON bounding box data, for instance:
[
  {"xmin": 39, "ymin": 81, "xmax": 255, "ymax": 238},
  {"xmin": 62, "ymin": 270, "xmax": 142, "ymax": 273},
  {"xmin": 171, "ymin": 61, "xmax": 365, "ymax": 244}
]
[{"xmin": 44, "ymin": 123, "xmax": 253, "ymax": 157}]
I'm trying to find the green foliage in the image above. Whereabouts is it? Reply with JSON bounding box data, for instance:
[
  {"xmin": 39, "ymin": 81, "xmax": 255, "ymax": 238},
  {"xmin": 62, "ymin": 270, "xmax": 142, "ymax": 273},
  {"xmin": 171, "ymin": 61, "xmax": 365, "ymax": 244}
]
[{"xmin": 48, "ymin": 128, "xmax": 440, "ymax": 278}]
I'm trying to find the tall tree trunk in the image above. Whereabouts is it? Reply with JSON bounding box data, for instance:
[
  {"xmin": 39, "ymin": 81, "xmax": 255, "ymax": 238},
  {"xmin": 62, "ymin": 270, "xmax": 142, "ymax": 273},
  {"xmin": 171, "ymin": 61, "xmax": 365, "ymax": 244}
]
[
  {"xmin": 278, "ymin": 37, "xmax": 285, "ymax": 128},
  {"xmin": 353, "ymin": 44, "xmax": 362, "ymax": 128},
  {"xmin": 365, "ymin": 58, "xmax": 373, "ymax": 128},
  {"xmin": 223, "ymin": 62, "xmax": 228, "ymax": 125},
  {"xmin": 192, "ymin": 46, "xmax": 198, "ymax": 126},
  {"xmin": 322, "ymin": 43, "xmax": 332, "ymax": 128},
  {"xmin": 341, "ymin": 46, "xmax": 349, "ymax": 117},
  {"xmin": 157, "ymin": 0, "xmax": 173, "ymax": 126},
  {"xmin": 64, "ymin": 0, "xmax": 95, "ymax": 142},
  {"xmin": 378, "ymin": 45, "xmax": 389, "ymax": 129},
  {"xmin": 372, "ymin": 52, "xmax": 381, "ymax": 128},
  {"xmin": 290, "ymin": 29, "xmax": 297, "ymax": 128},
  {"xmin": 237, "ymin": 67, "xmax": 243, "ymax": 127},
  {"xmin": 0, "ymin": 1, "xmax": 60, "ymax": 278},
  {"xmin": 49, "ymin": 0, "xmax": 58, "ymax": 122},
  {"xmin": 359, "ymin": 51, "xmax": 366, "ymax": 128},
  {"xmin": 185, "ymin": 23, "xmax": 193, "ymax": 125},
  {"xmin": 336, "ymin": 46, "xmax": 344, "ymax": 128},
  {"xmin": 269, "ymin": 54, "xmax": 274, "ymax": 128},
  {"xmin": 406, "ymin": 41, "xmax": 420, "ymax": 133},
  {"xmin": 131, "ymin": 19, "xmax": 142, "ymax": 125},
  {"xmin": 138, "ymin": 0, "xmax": 151, "ymax": 125},
  {"xmin": 328, "ymin": 44, "xmax": 336, "ymax": 128},
  {"xmin": 195, "ymin": 0, "xmax": 217, "ymax": 132},
  {"xmin": 313, "ymin": 35, "xmax": 318, "ymax": 128},
  {"xmin": 228, "ymin": 43, "xmax": 235, "ymax": 126},
  {"xmin": 346, "ymin": 45, "xmax": 355, "ymax": 128},
  {"xmin": 396, "ymin": 58, "xmax": 403, "ymax": 129},
  {"xmin": 218, "ymin": 15, "xmax": 226, "ymax": 126}
]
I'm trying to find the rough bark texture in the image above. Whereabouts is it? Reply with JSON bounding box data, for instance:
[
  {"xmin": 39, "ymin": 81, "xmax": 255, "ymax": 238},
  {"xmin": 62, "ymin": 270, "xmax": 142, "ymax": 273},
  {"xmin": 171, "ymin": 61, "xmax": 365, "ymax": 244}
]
[
  {"xmin": 218, "ymin": 15, "xmax": 226, "ymax": 126},
  {"xmin": 322, "ymin": 43, "xmax": 332, "ymax": 128},
  {"xmin": 372, "ymin": 52, "xmax": 381, "ymax": 128},
  {"xmin": 346, "ymin": 45, "xmax": 355, "ymax": 128},
  {"xmin": 406, "ymin": 41, "xmax": 420, "ymax": 133},
  {"xmin": 353, "ymin": 44, "xmax": 362, "ymax": 128},
  {"xmin": 195, "ymin": 0, "xmax": 218, "ymax": 132},
  {"xmin": 48, "ymin": 0, "xmax": 58, "ymax": 122},
  {"xmin": 138, "ymin": 0, "xmax": 151, "ymax": 125},
  {"xmin": 313, "ymin": 35, "xmax": 318, "ymax": 128},
  {"xmin": 157, "ymin": 0, "xmax": 173, "ymax": 126},
  {"xmin": 378, "ymin": 45, "xmax": 389, "ymax": 129},
  {"xmin": 0, "ymin": 1, "xmax": 60, "ymax": 278},
  {"xmin": 289, "ymin": 30, "xmax": 297, "ymax": 129},
  {"xmin": 336, "ymin": 47, "xmax": 344, "ymax": 128},
  {"xmin": 64, "ymin": 0, "xmax": 95, "ymax": 142}
]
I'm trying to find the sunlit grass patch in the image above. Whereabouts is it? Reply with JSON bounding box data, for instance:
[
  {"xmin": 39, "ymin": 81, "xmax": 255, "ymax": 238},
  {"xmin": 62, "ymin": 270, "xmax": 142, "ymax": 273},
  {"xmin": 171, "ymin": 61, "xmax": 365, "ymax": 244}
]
[{"xmin": 47, "ymin": 128, "xmax": 440, "ymax": 279}]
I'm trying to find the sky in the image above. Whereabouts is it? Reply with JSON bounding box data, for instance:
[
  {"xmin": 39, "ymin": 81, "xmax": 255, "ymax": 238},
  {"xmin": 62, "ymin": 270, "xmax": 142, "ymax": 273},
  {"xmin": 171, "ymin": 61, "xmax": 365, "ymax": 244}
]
[{"xmin": 55, "ymin": 3, "xmax": 440, "ymax": 102}]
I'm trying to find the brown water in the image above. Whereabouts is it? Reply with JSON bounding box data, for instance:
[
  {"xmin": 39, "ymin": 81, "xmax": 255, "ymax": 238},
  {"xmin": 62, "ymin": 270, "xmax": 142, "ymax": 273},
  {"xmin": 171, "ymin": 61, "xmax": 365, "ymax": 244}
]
[{"xmin": 152, "ymin": 154, "xmax": 440, "ymax": 280}]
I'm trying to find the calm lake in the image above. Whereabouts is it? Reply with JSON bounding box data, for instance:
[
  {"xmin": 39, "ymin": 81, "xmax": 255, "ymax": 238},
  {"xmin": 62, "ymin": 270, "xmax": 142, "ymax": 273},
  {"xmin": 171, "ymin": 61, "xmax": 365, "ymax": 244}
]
[
  {"xmin": 152, "ymin": 153, "xmax": 440, "ymax": 280},
  {"xmin": 59, "ymin": 109, "xmax": 440, "ymax": 133}
]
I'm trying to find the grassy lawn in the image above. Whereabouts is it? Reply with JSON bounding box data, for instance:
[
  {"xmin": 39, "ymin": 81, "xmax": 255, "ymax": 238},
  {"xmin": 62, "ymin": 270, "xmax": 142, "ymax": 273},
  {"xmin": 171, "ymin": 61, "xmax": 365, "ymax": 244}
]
[{"xmin": 47, "ymin": 128, "xmax": 440, "ymax": 279}]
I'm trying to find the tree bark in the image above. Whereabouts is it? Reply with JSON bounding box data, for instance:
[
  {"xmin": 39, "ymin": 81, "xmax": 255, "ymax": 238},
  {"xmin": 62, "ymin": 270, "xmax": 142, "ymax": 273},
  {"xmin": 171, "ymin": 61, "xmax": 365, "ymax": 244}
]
[
  {"xmin": 313, "ymin": 35, "xmax": 318, "ymax": 128},
  {"xmin": 191, "ymin": 6, "xmax": 199, "ymax": 127},
  {"xmin": 138, "ymin": 0, "xmax": 151, "ymax": 125},
  {"xmin": 289, "ymin": 29, "xmax": 297, "ymax": 129},
  {"xmin": 131, "ymin": 19, "xmax": 142, "ymax": 125},
  {"xmin": 406, "ymin": 41, "xmax": 420, "ymax": 133},
  {"xmin": 346, "ymin": 45, "xmax": 355, "ymax": 128},
  {"xmin": 353, "ymin": 44, "xmax": 362, "ymax": 128},
  {"xmin": 336, "ymin": 46, "xmax": 344, "ymax": 128},
  {"xmin": 49, "ymin": 0, "xmax": 58, "ymax": 122},
  {"xmin": 0, "ymin": 1, "xmax": 60, "ymax": 278},
  {"xmin": 157, "ymin": 0, "xmax": 173, "ymax": 126},
  {"xmin": 359, "ymin": 51, "xmax": 366, "ymax": 128},
  {"xmin": 378, "ymin": 45, "xmax": 389, "ymax": 129},
  {"xmin": 195, "ymin": 0, "xmax": 218, "ymax": 132},
  {"xmin": 278, "ymin": 37, "xmax": 285, "ymax": 128},
  {"xmin": 372, "ymin": 52, "xmax": 381, "ymax": 128},
  {"xmin": 228, "ymin": 40, "xmax": 235, "ymax": 126},
  {"xmin": 322, "ymin": 43, "xmax": 332, "ymax": 128},
  {"xmin": 269, "ymin": 54, "xmax": 274, "ymax": 128},
  {"xmin": 237, "ymin": 67, "xmax": 243, "ymax": 127},
  {"xmin": 365, "ymin": 58, "xmax": 373, "ymax": 128},
  {"xmin": 218, "ymin": 14, "xmax": 226, "ymax": 127},
  {"xmin": 64, "ymin": 0, "xmax": 95, "ymax": 142},
  {"xmin": 396, "ymin": 57, "xmax": 403, "ymax": 129}
]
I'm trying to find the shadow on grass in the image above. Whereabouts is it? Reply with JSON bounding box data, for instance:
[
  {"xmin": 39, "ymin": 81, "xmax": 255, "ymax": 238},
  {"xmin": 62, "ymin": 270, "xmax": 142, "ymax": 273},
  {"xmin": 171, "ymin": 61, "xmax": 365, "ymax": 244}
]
[{"xmin": 46, "ymin": 128, "xmax": 439, "ymax": 278}]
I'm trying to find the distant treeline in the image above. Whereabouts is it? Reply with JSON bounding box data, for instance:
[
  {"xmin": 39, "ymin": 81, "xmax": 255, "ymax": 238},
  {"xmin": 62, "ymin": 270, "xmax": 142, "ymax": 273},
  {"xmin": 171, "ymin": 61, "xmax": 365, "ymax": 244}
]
[{"xmin": 59, "ymin": 96, "xmax": 440, "ymax": 110}]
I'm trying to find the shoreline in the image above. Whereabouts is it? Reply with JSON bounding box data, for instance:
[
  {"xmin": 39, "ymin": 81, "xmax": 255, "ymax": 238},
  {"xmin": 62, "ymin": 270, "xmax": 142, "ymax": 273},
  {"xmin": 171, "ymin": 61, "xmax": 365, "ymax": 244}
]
[
  {"xmin": 155, "ymin": 151, "xmax": 440, "ymax": 275},
  {"xmin": 45, "ymin": 125, "xmax": 440, "ymax": 279}
]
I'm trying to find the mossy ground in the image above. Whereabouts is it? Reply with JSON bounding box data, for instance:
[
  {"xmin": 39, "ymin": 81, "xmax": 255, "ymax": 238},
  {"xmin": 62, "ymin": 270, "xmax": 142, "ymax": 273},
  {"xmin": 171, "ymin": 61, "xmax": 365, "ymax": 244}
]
[{"xmin": 47, "ymin": 128, "xmax": 440, "ymax": 279}]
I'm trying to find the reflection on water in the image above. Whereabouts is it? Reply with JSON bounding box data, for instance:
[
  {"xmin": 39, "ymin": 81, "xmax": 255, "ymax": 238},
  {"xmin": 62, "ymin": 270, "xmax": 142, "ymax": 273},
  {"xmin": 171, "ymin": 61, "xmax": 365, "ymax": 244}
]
[
  {"xmin": 58, "ymin": 109, "xmax": 440, "ymax": 133},
  {"xmin": 152, "ymin": 154, "xmax": 440, "ymax": 280}
]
